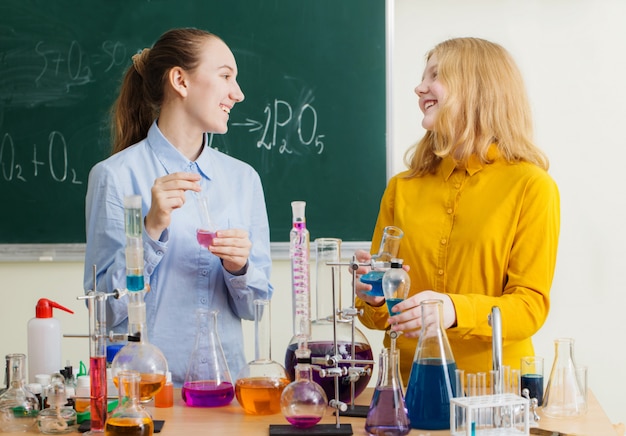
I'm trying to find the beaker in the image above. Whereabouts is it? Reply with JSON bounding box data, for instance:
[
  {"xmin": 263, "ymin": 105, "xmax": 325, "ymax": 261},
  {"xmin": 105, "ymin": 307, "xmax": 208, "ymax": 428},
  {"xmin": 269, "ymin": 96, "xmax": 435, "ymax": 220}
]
[
  {"xmin": 404, "ymin": 299, "xmax": 457, "ymax": 430},
  {"xmin": 365, "ymin": 348, "xmax": 410, "ymax": 436},
  {"xmin": 0, "ymin": 353, "xmax": 40, "ymax": 432},
  {"xmin": 284, "ymin": 238, "xmax": 374, "ymax": 403},
  {"xmin": 280, "ymin": 348, "xmax": 328, "ymax": 428},
  {"xmin": 182, "ymin": 309, "xmax": 234, "ymax": 407},
  {"xmin": 105, "ymin": 370, "xmax": 154, "ymax": 436},
  {"xmin": 542, "ymin": 338, "xmax": 587, "ymax": 418},
  {"xmin": 235, "ymin": 300, "xmax": 290, "ymax": 415}
]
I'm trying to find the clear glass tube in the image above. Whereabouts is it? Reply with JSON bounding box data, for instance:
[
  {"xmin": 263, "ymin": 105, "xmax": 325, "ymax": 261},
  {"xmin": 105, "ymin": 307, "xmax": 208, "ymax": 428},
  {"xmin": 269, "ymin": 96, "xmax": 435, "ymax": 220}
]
[
  {"xmin": 290, "ymin": 201, "xmax": 310, "ymax": 349},
  {"xmin": 86, "ymin": 292, "xmax": 107, "ymax": 434}
]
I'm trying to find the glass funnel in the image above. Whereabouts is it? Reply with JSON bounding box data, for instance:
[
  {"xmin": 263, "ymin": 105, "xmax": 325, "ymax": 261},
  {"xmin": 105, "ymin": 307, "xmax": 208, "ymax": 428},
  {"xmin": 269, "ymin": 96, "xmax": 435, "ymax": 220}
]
[
  {"xmin": 105, "ymin": 370, "xmax": 154, "ymax": 436},
  {"xmin": 182, "ymin": 309, "xmax": 234, "ymax": 407},
  {"xmin": 284, "ymin": 238, "xmax": 374, "ymax": 403},
  {"xmin": 365, "ymin": 348, "xmax": 410, "ymax": 436},
  {"xmin": 0, "ymin": 353, "xmax": 40, "ymax": 432},
  {"xmin": 404, "ymin": 299, "xmax": 457, "ymax": 430},
  {"xmin": 235, "ymin": 300, "xmax": 290, "ymax": 415}
]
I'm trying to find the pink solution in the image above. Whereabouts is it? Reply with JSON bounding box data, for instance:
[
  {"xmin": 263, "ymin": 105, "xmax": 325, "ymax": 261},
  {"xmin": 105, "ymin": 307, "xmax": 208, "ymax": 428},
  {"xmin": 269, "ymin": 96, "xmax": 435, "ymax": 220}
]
[
  {"xmin": 181, "ymin": 380, "xmax": 234, "ymax": 407},
  {"xmin": 196, "ymin": 229, "xmax": 216, "ymax": 248},
  {"xmin": 286, "ymin": 415, "xmax": 322, "ymax": 428},
  {"xmin": 89, "ymin": 356, "xmax": 107, "ymax": 431}
]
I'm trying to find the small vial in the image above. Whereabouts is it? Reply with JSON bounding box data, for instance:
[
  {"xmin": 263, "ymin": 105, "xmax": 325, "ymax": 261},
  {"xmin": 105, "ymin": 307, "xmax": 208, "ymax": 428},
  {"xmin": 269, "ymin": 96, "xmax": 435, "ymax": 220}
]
[
  {"xmin": 74, "ymin": 375, "xmax": 90, "ymax": 413},
  {"xmin": 154, "ymin": 371, "xmax": 173, "ymax": 408}
]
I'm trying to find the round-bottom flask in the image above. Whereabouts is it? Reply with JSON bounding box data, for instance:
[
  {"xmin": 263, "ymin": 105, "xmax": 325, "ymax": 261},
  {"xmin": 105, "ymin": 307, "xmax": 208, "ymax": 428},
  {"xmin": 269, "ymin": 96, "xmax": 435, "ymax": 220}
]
[
  {"xmin": 182, "ymin": 309, "xmax": 234, "ymax": 407},
  {"xmin": 110, "ymin": 293, "xmax": 168, "ymax": 403},
  {"xmin": 280, "ymin": 349, "xmax": 328, "ymax": 428},
  {"xmin": 0, "ymin": 353, "xmax": 40, "ymax": 433},
  {"xmin": 284, "ymin": 321, "xmax": 373, "ymax": 403},
  {"xmin": 235, "ymin": 300, "xmax": 290, "ymax": 415},
  {"xmin": 105, "ymin": 370, "xmax": 154, "ymax": 436}
]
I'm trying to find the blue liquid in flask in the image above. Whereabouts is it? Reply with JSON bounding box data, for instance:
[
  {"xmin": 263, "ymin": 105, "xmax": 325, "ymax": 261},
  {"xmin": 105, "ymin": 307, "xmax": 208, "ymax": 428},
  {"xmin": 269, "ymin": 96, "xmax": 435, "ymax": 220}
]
[{"xmin": 405, "ymin": 358, "xmax": 456, "ymax": 430}]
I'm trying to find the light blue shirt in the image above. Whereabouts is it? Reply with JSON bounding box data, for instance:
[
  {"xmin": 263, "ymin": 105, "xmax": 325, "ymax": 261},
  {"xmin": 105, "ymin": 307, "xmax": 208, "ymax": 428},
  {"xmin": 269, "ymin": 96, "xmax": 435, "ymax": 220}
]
[{"xmin": 84, "ymin": 121, "xmax": 273, "ymax": 386}]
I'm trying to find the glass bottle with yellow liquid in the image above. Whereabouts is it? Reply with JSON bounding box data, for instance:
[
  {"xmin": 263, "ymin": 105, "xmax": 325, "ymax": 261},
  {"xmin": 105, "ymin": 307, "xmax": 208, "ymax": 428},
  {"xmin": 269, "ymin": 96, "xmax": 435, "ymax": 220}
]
[
  {"xmin": 235, "ymin": 300, "xmax": 290, "ymax": 414},
  {"xmin": 105, "ymin": 370, "xmax": 153, "ymax": 436}
]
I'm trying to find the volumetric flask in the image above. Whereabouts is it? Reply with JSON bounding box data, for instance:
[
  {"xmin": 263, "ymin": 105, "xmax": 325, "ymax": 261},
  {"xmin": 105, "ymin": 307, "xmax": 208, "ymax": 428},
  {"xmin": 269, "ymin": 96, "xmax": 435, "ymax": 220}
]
[
  {"xmin": 404, "ymin": 300, "xmax": 457, "ymax": 430},
  {"xmin": 365, "ymin": 348, "xmax": 410, "ymax": 436},
  {"xmin": 182, "ymin": 309, "xmax": 234, "ymax": 407},
  {"xmin": 542, "ymin": 338, "xmax": 587, "ymax": 418},
  {"xmin": 235, "ymin": 300, "xmax": 290, "ymax": 415}
]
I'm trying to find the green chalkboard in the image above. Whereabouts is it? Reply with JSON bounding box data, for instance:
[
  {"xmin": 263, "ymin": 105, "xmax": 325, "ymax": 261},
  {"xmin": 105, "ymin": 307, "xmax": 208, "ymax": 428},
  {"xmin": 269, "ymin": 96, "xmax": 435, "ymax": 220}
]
[{"xmin": 0, "ymin": 0, "xmax": 387, "ymax": 245}]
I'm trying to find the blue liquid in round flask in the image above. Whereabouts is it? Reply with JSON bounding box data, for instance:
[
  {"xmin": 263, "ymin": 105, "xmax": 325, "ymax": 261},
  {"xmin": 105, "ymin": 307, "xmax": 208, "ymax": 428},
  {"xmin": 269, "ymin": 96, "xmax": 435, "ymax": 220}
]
[{"xmin": 404, "ymin": 299, "xmax": 456, "ymax": 430}]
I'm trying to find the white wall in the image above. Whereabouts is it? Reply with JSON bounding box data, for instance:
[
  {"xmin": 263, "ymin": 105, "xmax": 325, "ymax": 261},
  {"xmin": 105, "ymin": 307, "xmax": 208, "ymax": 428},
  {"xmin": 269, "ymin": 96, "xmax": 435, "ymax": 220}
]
[
  {"xmin": 391, "ymin": 0, "xmax": 626, "ymax": 426},
  {"xmin": 1, "ymin": 0, "xmax": 625, "ymax": 427}
]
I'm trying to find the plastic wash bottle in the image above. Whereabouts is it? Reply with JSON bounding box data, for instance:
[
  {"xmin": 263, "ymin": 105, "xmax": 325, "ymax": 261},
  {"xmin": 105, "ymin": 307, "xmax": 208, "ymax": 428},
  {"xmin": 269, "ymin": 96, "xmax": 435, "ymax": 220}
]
[{"xmin": 27, "ymin": 298, "xmax": 74, "ymax": 383}]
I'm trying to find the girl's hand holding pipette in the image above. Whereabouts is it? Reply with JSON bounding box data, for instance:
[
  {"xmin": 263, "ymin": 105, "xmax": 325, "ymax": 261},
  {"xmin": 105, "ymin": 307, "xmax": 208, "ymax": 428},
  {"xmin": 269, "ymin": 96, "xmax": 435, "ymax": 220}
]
[
  {"xmin": 210, "ymin": 228, "xmax": 252, "ymax": 275},
  {"xmin": 145, "ymin": 172, "xmax": 201, "ymax": 240}
]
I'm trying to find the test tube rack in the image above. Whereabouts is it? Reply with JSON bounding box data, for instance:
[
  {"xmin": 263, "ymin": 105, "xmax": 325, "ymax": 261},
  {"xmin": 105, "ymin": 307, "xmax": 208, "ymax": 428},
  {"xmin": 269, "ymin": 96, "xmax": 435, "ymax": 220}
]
[{"xmin": 450, "ymin": 393, "xmax": 530, "ymax": 436}]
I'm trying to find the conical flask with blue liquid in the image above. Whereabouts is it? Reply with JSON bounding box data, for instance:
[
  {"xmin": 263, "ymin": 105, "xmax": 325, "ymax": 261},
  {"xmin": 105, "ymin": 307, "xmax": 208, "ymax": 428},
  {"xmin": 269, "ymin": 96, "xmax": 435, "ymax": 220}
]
[{"xmin": 404, "ymin": 299, "xmax": 457, "ymax": 430}]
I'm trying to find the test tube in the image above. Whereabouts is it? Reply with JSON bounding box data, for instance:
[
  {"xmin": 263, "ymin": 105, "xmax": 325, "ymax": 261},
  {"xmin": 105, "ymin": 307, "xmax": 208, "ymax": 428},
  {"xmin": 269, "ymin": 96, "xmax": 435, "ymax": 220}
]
[
  {"xmin": 85, "ymin": 291, "xmax": 107, "ymax": 435},
  {"xmin": 510, "ymin": 369, "xmax": 521, "ymax": 395}
]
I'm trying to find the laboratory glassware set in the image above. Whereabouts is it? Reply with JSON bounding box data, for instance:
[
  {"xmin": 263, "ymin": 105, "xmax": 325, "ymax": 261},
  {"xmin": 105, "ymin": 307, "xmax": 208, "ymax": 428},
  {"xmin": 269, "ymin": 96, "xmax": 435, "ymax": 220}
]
[{"xmin": 0, "ymin": 195, "xmax": 588, "ymax": 436}]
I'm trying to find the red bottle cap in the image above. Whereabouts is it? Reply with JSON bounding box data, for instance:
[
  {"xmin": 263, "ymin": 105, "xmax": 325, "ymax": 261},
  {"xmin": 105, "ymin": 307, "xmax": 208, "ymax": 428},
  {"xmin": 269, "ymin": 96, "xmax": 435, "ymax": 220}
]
[{"xmin": 35, "ymin": 298, "xmax": 74, "ymax": 318}]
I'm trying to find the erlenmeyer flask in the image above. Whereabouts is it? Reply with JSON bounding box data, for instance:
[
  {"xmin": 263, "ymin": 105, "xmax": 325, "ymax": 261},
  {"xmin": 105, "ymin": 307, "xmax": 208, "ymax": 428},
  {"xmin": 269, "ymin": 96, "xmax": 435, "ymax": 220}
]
[
  {"xmin": 182, "ymin": 309, "xmax": 234, "ymax": 407},
  {"xmin": 284, "ymin": 238, "xmax": 374, "ymax": 403},
  {"xmin": 542, "ymin": 338, "xmax": 587, "ymax": 418},
  {"xmin": 0, "ymin": 353, "xmax": 40, "ymax": 432},
  {"xmin": 404, "ymin": 299, "xmax": 457, "ymax": 430},
  {"xmin": 105, "ymin": 370, "xmax": 154, "ymax": 436},
  {"xmin": 365, "ymin": 348, "xmax": 410, "ymax": 436},
  {"xmin": 235, "ymin": 300, "xmax": 290, "ymax": 415}
]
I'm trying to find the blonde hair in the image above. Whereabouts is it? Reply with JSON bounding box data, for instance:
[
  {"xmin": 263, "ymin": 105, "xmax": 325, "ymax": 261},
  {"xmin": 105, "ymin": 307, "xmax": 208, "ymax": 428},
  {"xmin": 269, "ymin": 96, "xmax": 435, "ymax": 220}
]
[{"xmin": 405, "ymin": 37, "xmax": 549, "ymax": 176}]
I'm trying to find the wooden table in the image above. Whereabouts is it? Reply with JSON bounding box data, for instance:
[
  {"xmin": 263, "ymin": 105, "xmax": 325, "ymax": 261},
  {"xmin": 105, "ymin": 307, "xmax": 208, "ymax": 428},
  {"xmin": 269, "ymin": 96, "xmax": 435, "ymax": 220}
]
[
  {"xmin": 144, "ymin": 388, "xmax": 617, "ymax": 436},
  {"xmin": 20, "ymin": 388, "xmax": 618, "ymax": 435}
]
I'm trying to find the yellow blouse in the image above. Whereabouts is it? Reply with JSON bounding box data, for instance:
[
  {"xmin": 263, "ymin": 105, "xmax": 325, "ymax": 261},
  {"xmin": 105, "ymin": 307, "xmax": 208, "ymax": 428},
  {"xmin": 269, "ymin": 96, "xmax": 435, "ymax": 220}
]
[{"xmin": 357, "ymin": 146, "xmax": 560, "ymax": 384}]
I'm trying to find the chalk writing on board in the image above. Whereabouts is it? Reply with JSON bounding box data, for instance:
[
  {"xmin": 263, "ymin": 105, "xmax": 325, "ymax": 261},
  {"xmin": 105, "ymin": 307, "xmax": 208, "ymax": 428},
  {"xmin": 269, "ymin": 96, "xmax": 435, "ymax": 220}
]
[
  {"xmin": 228, "ymin": 99, "xmax": 325, "ymax": 155},
  {"xmin": 0, "ymin": 131, "xmax": 82, "ymax": 184}
]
